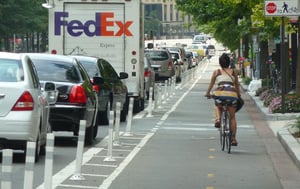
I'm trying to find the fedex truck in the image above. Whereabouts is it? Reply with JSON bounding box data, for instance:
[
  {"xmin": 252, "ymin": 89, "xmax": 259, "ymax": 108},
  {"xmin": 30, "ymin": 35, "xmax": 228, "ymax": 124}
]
[{"xmin": 46, "ymin": 0, "xmax": 145, "ymax": 112}]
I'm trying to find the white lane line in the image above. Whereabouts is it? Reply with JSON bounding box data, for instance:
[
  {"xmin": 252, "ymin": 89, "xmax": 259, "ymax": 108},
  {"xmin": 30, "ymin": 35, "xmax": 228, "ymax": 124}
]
[
  {"xmin": 162, "ymin": 127, "xmax": 216, "ymax": 131},
  {"xmin": 98, "ymin": 132, "xmax": 154, "ymax": 189},
  {"xmin": 85, "ymin": 163, "xmax": 118, "ymax": 168},
  {"xmin": 59, "ymin": 184, "xmax": 98, "ymax": 188},
  {"xmin": 36, "ymin": 147, "xmax": 103, "ymax": 189},
  {"xmin": 82, "ymin": 173, "xmax": 108, "ymax": 177}
]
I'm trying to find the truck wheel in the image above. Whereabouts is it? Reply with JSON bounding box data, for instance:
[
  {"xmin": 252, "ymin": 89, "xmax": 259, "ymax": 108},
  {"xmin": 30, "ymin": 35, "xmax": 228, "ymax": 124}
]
[{"xmin": 133, "ymin": 98, "xmax": 141, "ymax": 113}]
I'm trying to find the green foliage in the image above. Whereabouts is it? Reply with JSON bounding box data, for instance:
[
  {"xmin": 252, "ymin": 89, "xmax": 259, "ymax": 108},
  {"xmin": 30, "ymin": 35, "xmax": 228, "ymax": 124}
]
[
  {"xmin": 175, "ymin": 0, "xmax": 260, "ymax": 50},
  {"xmin": 291, "ymin": 116, "xmax": 300, "ymax": 132},
  {"xmin": 242, "ymin": 77, "xmax": 252, "ymax": 85}
]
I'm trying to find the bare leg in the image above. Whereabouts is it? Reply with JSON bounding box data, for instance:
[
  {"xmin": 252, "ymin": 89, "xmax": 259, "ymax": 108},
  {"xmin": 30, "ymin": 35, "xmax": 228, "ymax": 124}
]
[{"xmin": 228, "ymin": 106, "xmax": 237, "ymax": 144}]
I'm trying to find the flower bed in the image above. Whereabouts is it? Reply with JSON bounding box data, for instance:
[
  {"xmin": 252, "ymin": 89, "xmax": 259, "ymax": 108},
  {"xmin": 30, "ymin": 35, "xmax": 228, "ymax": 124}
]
[{"xmin": 256, "ymin": 88, "xmax": 300, "ymax": 113}]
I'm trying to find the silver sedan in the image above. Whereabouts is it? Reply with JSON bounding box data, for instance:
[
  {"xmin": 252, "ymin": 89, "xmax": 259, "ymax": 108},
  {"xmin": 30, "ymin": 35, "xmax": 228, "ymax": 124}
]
[{"xmin": 0, "ymin": 52, "xmax": 54, "ymax": 161}]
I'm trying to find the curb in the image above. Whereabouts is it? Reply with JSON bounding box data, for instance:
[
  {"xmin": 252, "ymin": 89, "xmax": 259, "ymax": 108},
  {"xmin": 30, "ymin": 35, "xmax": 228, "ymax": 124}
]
[
  {"xmin": 244, "ymin": 85, "xmax": 300, "ymax": 171},
  {"xmin": 278, "ymin": 128, "xmax": 300, "ymax": 170}
]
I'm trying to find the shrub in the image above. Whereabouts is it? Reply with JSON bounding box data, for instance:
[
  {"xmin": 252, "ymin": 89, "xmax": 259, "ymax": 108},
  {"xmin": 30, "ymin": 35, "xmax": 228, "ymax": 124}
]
[
  {"xmin": 243, "ymin": 77, "xmax": 252, "ymax": 85},
  {"xmin": 269, "ymin": 94, "xmax": 300, "ymax": 113},
  {"xmin": 255, "ymin": 86, "xmax": 270, "ymax": 96}
]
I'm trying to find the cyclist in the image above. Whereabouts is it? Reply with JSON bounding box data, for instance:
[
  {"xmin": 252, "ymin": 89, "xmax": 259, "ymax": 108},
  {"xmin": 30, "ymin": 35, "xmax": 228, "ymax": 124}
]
[{"xmin": 205, "ymin": 53, "xmax": 241, "ymax": 146}]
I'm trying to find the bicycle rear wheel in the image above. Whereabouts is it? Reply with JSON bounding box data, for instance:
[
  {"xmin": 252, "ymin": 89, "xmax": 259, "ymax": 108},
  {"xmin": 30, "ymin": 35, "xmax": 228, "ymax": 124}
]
[
  {"xmin": 220, "ymin": 111, "xmax": 226, "ymax": 151},
  {"xmin": 225, "ymin": 111, "xmax": 232, "ymax": 153}
]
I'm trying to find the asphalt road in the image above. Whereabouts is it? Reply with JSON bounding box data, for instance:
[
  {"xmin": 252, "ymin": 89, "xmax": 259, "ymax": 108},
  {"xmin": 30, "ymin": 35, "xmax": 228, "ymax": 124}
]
[{"xmin": 3, "ymin": 53, "xmax": 300, "ymax": 189}]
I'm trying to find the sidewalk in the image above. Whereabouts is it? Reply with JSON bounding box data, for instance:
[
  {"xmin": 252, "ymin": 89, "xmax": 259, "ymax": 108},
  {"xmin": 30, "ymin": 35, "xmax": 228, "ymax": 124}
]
[{"xmin": 243, "ymin": 85, "xmax": 300, "ymax": 171}]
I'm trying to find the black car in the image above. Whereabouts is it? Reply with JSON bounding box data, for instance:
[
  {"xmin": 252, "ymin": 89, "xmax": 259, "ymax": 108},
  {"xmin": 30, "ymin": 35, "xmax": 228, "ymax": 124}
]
[
  {"xmin": 27, "ymin": 53, "xmax": 99, "ymax": 145},
  {"xmin": 73, "ymin": 55, "xmax": 129, "ymax": 125}
]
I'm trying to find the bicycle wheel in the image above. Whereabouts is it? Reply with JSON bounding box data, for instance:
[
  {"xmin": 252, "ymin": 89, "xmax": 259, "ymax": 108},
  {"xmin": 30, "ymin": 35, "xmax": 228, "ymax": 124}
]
[
  {"xmin": 220, "ymin": 111, "xmax": 226, "ymax": 151},
  {"xmin": 225, "ymin": 111, "xmax": 232, "ymax": 153}
]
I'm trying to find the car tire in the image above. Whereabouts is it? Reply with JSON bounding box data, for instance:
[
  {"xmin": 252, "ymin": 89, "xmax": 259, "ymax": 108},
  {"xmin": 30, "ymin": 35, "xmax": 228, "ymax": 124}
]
[
  {"xmin": 85, "ymin": 124, "xmax": 94, "ymax": 146},
  {"xmin": 93, "ymin": 114, "xmax": 99, "ymax": 139},
  {"xmin": 99, "ymin": 101, "xmax": 111, "ymax": 125}
]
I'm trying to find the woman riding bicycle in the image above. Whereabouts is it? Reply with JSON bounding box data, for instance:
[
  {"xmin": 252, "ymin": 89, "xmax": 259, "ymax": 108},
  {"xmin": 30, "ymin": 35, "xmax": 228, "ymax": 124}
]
[{"xmin": 205, "ymin": 53, "xmax": 240, "ymax": 146}]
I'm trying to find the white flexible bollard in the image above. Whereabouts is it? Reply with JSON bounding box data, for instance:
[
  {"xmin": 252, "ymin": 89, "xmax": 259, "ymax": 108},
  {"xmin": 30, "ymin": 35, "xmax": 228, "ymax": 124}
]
[
  {"xmin": 157, "ymin": 83, "xmax": 162, "ymax": 109},
  {"xmin": 1, "ymin": 149, "xmax": 13, "ymax": 189},
  {"xmin": 168, "ymin": 78, "xmax": 172, "ymax": 98},
  {"xmin": 113, "ymin": 102, "xmax": 121, "ymax": 146},
  {"xmin": 70, "ymin": 120, "xmax": 86, "ymax": 180},
  {"xmin": 154, "ymin": 83, "xmax": 158, "ymax": 109},
  {"xmin": 147, "ymin": 87, "xmax": 153, "ymax": 117},
  {"xmin": 24, "ymin": 142, "xmax": 36, "ymax": 189},
  {"xmin": 104, "ymin": 111, "xmax": 116, "ymax": 161},
  {"xmin": 158, "ymin": 82, "xmax": 163, "ymax": 104},
  {"xmin": 163, "ymin": 80, "xmax": 168, "ymax": 103},
  {"xmin": 171, "ymin": 76, "xmax": 175, "ymax": 95},
  {"xmin": 124, "ymin": 97, "xmax": 134, "ymax": 136},
  {"xmin": 43, "ymin": 133, "xmax": 55, "ymax": 189}
]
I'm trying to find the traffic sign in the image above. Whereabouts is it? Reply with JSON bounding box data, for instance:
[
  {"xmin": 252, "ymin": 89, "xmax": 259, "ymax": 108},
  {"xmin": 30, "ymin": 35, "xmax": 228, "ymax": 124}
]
[{"xmin": 265, "ymin": 1, "xmax": 300, "ymax": 16}]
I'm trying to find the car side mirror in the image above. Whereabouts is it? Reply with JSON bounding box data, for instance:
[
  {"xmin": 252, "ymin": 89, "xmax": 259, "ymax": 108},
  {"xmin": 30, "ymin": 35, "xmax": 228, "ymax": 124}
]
[
  {"xmin": 119, "ymin": 72, "xmax": 128, "ymax": 79},
  {"xmin": 44, "ymin": 82, "xmax": 58, "ymax": 105},
  {"xmin": 93, "ymin": 76, "xmax": 104, "ymax": 85}
]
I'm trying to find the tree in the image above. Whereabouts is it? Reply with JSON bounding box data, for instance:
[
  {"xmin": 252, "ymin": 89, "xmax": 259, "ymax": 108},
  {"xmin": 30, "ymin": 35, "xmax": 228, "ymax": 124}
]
[{"xmin": 0, "ymin": 0, "xmax": 48, "ymax": 51}]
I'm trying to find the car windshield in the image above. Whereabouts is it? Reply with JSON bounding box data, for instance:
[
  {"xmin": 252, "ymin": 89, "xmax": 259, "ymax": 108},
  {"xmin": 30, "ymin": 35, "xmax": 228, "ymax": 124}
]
[
  {"xmin": 78, "ymin": 60, "xmax": 100, "ymax": 78},
  {"xmin": 0, "ymin": 59, "xmax": 24, "ymax": 82},
  {"xmin": 145, "ymin": 51, "xmax": 169, "ymax": 61},
  {"xmin": 33, "ymin": 60, "xmax": 80, "ymax": 82}
]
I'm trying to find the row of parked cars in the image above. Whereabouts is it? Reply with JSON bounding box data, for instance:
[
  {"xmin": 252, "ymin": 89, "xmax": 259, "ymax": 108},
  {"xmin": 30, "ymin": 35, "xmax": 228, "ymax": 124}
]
[
  {"xmin": 0, "ymin": 52, "xmax": 129, "ymax": 161},
  {"xmin": 144, "ymin": 46, "xmax": 200, "ymax": 83}
]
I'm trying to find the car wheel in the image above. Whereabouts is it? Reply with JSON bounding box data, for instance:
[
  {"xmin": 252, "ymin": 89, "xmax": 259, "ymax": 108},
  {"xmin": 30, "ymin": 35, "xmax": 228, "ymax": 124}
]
[
  {"xmin": 120, "ymin": 97, "xmax": 129, "ymax": 122},
  {"xmin": 99, "ymin": 100, "xmax": 111, "ymax": 125},
  {"xmin": 32, "ymin": 128, "xmax": 41, "ymax": 162},
  {"xmin": 85, "ymin": 124, "xmax": 94, "ymax": 146},
  {"xmin": 93, "ymin": 114, "xmax": 99, "ymax": 139}
]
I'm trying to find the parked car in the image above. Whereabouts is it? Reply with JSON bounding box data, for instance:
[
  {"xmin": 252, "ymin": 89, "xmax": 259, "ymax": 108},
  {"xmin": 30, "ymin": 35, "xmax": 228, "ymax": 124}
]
[
  {"xmin": 184, "ymin": 51, "xmax": 194, "ymax": 69},
  {"xmin": 144, "ymin": 56, "xmax": 155, "ymax": 100},
  {"xmin": 191, "ymin": 51, "xmax": 201, "ymax": 67},
  {"xmin": 169, "ymin": 51, "xmax": 185, "ymax": 82},
  {"xmin": 72, "ymin": 55, "xmax": 129, "ymax": 125},
  {"xmin": 161, "ymin": 46, "xmax": 189, "ymax": 72},
  {"xmin": 0, "ymin": 52, "xmax": 56, "ymax": 161},
  {"xmin": 27, "ymin": 53, "xmax": 99, "ymax": 145},
  {"xmin": 144, "ymin": 49, "xmax": 175, "ymax": 80},
  {"xmin": 185, "ymin": 44, "xmax": 207, "ymax": 60}
]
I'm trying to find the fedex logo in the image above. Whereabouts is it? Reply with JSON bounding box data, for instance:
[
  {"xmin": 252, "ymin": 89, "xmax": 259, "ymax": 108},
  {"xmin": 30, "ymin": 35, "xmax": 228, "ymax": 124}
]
[{"xmin": 54, "ymin": 12, "xmax": 133, "ymax": 37}]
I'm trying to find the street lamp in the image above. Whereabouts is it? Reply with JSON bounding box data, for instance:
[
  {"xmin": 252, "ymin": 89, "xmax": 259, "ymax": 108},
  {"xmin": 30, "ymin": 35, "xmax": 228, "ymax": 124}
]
[{"xmin": 42, "ymin": 0, "xmax": 55, "ymax": 9}]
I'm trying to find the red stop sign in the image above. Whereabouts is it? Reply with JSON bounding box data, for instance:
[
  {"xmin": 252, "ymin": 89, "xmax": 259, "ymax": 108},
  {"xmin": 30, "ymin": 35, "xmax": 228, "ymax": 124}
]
[{"xmin": 266, "ymin": 2, "xmax": 277, "ymax": 14}]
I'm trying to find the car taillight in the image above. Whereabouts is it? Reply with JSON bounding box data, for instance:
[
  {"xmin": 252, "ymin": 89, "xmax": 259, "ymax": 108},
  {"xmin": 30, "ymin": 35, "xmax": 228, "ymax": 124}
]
[
  {"xmin": 93, "ymin": 85, "xmax": 99, "ymax": 93},
  {"xmin": 69, "ymin": 85, "xmax": 87, "ymax": 104},
  {"xmin": 144, "ymin": 70, "xmax": 151, "ymax": 77},
  {"xmin": 90, "ymin": 79, "xmax": 99, "ymax": 93},
  {"xmin": 168, "ymin": 61, "xmax": 173, "ymax": 69},
  {"xmin": 12, "ymin": 91, "xmax": 34, "ymax": 111}
]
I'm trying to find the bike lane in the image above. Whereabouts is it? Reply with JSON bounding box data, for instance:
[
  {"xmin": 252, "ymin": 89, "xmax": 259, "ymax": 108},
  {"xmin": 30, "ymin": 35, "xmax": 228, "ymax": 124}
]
[{"xmin": 106, "ymin": 58, "xmax": 283, "ymax": 189}]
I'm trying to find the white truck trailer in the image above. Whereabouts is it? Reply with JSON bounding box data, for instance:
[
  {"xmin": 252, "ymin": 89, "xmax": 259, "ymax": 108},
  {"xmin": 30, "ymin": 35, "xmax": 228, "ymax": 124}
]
[{"xmin": 46, "ymin": 0, "xmax": 145, "ymax": 112}]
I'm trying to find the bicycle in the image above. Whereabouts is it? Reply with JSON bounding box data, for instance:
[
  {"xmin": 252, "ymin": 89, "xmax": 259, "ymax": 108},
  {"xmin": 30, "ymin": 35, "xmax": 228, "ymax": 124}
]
[
  {"xmin": 219, "ymin": 102, "xmax": 232, "ymax": 153},
  {"xmin": 206, "ymin": 95, "xmax": 232, "ymax": 153}
]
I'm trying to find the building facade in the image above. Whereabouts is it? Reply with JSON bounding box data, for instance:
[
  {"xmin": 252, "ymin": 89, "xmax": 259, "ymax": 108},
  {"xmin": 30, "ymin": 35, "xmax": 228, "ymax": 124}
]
[{"xmin": 143, "ymin": 0, "xmax": 197, "ymax": 39}]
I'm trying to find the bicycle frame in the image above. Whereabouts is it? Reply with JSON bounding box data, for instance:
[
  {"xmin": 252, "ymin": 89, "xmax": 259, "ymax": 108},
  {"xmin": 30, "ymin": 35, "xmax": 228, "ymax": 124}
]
[{"xmin": 219, "ymin": 103, "xmax": 232, "ymax": 153}]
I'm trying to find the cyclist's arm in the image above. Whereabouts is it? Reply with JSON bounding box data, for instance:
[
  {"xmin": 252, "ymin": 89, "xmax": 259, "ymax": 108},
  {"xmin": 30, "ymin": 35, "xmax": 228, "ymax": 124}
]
[{"xmin": 205, "ymin": 69, "xmax": 218, "ymax": 97}]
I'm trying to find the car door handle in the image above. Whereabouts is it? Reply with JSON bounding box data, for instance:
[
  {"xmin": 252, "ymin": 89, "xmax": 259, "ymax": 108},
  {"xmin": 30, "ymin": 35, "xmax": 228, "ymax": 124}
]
[{"xmin": 0, "ymin": 94, "xmax": 5, "ymax": 99}]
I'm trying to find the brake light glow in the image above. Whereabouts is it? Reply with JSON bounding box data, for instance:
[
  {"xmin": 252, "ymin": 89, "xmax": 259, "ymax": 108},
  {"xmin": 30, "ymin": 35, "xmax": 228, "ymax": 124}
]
[
  {"xmin": 168, "ymin": 61, "xmax": 173, "ymax": 70},
  {"xmin": 69, "ymin": 85, "xmax": 87, "ymax": 104},
  {"xmin": 12, "ymin": 91, "xmax": 34, "ymax": 111},
  {"xmin": 144, "ymin": 70, "xmax": 151, "ymax": 77}
]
